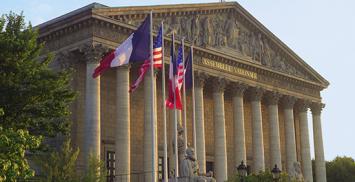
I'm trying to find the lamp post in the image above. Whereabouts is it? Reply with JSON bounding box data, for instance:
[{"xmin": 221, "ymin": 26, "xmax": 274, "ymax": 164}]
[
  {"xmin": 271, "ymin": 164, "xmax": 281, "ymax": 181},
  {"xmin": 237, "ymin": 161, "xmax": 247, "ymax": 181}
]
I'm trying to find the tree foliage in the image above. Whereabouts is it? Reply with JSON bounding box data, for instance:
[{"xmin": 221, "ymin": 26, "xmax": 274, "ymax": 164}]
[
  {"xmin": 0, "ymin": 12, "xmax": 76, "ymax": 138},
  {"xmin": 34, "ymin": 139, "xmax": 80, "ymax": 182},
  {"xmin": 227, "ymin": 171, "xmax": 299, "ymax": 182},
  {"xmin": 81, "ymin": 154, "xmax": 107, "ymax": 182},
  {"xmin": 0, "ymin": 12, "xmax": 76, "ymax": 181},
  {"xmin": 0, "ymin": 126, "xmax": 42, "ymax": 181},
  {"xmin": 326, "ymin": 156, "xmax": 355, "ymax": 182}
]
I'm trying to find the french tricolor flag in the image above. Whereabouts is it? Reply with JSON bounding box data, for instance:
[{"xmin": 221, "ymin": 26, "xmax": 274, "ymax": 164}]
[{"xmin": 92, "ymin": 16, "xmax": 150, "ymax": 78}]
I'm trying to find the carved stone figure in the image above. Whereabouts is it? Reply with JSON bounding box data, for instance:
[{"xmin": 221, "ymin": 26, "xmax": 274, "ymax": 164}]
[
  {"xmin": 201, "ymin": 16, "xmax": 213, "ymax": 46},
  {"xmin": 167, "ymin": 16, "xmax": 181, "ymax": 35},
  {"xmin": 191, "ymin": 15, "xmax": 200, "ymax": 44},
  {"xmin": 238, "ymin": 31, "xmax": 249, "ymax": 56},
  {"xmin": 213, "ymin": 17, "xmax": 226, "ymax": 47},
  {"xmin": 261, "ymin": 38, "xmax": 272, "ymax": 66},
  {"xmin": 224, "ymin": 13, "xmax": 239, "ymax": 48},
  {"xmin": 180, "ymin": 147, "xmax": 216, "ymax": 182},
  {"xmin": 256, "ymin": 33, "xmax": 264, "ymax": 62},
  {"xmin": 292, "ymin": 162, "xmax": 304, "ymax": 181},
  {"xmin": 177, "ymin": 124, "xmax": 185, "ymax": 164}
]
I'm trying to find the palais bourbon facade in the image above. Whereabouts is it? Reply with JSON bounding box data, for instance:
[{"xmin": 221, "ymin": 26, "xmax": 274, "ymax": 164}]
[{"xmin": 38, "ymin": 2, "xmax": 329, "ymax": 182}]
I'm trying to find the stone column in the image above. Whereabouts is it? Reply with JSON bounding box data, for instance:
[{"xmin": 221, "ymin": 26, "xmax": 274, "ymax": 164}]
[
  {"xmin": 144, "ymin": 69, "xmax": 158, "ymax": 182},
  {"xmin": 232, "ymin": 83, "xmax": 247, "ymax": 166},
  {"xmin": 213, "ymin": 78, "xmax": 228, "ymax": 182},
  {"xmin": 115, "ymin": 65, "xmax": 130, "ymax": 182},
  {"xmin": 250, "ymin": 87, "xmax": 265, "ymax": 173},
  {"xmin": 297, "ymin": 101, "xmax": 313, "ymax": 182},
  {"xmin": 282, "ymin": 96, "xmax": 297, "ymax": 174},
  {"xmin": 265, "ymin": 92, "xmax": 282, "ymax": 169},
  {"xmin": 194, "ymin": 72, "xmax": 207, "ymax": 174},
  {"xmin": 82, "ymin": 44, "xmax": 106, "ymax": 166},
  {"xmin": 311, "ymin": 103, "xmax": 326, "ymax": 182}
]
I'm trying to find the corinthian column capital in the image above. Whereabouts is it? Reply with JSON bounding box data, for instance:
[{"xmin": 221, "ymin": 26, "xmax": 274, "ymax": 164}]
[
  {"xmin": 265, "ymin": 92, "xmax": 281, "ymax": 105},
  {"xmin": 56, "ymin": 50, "xmax": 77, "ymax": 69},
  {"xmin": 213, "ymin": 78, "xmax": 228, "ymax": 93},
  {"xmin": 80, "ymin": 43, "xmax": 110, "ymax": 63},
  {"xmin": 311, "ymin": 102, "xmax": 325, "ymax": 115},
  {"xmin": 281, "ymin": 96, "xmax": 297, "ymax": 109},
  {"xmin": 231, "ymin": 82, "xmax": 248, "ymax": 97},
  {"xmin": 249, "ymin": 87, "xmax": 264, "ymax": 101},
  {"xmin": 296, "ymin": 100, "xmax": 310, "ymax": 112},
  {"xmin": 194, "ymin": 71, "xmax": 209, "ymax": 88}
]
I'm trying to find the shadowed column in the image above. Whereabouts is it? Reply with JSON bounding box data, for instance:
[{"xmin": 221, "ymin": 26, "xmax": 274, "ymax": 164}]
[
  {"xmin": 194, "ymin": 72, "xmax": 208, "ymax": 174},
  {"xmin": 213, "ymin": 78, "xmax": 228, "ymax": 182},
  {"xmin": 282, "ymin": 96, "xmax": 297, "ymax": 174},
  {"xmin": 250, "ymin": 87, "xmax": 265, "ymax": 173},
  {"xmin": 311, "ymin": 103, "xmax": 326, "ymax": 182},
  {"xmin": 297, "ymin": 101, "xmax": 313, "ymax": 182},
  {"xmin": 232, "ymin": 83, "xmax": 248, "ymax": 166},
  {"xmin": 144, "ymin": 69, "xmax": 158, "ymax": 182},
  {"xmin": 115, "ymin": 65, "xmax": 130, "ymax": 182},
  {"xmin": 265, "ymin": 92, "xmax": 282, "ymax": 170}
]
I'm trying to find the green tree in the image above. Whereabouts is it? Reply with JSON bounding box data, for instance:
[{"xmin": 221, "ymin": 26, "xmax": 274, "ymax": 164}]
[
  {"xmin": 35, "ymin": 139, "xmax": 80, "ymax": 182},
  {"xmin": 0, "ymin": 12, "xmax": 76, "ymax": 180},
  {"xmin": 326, "ymin": 156, "xmax": 355, "ymax": 182},
  {"xmin": 0, "ymin": 126, "xmax": 42, "ymax": 181},
  {"xmin": 81, "ymin": 154, "xmax": 107, "ymax": 182},
  {"xmin": 0, "ymin": 12, "xmax": 76, "ymax": 139}
]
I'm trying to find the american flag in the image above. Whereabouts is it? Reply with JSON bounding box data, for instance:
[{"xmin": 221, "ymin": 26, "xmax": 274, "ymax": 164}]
[
  {"xmin": 129, "ymin": 26, "xmax": 163, "ymax": 92},
  {"xmin": 175, "ymin": 46, "xmax": 184, "ymax": 90}
]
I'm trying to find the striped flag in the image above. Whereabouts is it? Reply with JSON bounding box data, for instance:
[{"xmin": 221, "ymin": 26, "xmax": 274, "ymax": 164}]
[
  {"xmin": 166, "ymin": 45, "xmax": 183, "ymax": 110},
  {"xmin": 129, "ymin": 26, "xmax": 163, "ymax": 92}
]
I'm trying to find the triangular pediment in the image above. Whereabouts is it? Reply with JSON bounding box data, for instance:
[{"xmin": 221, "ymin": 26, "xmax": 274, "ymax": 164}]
[{"xmin": 92, "ymin": 2, "xmax": 328, "ymax": 88}]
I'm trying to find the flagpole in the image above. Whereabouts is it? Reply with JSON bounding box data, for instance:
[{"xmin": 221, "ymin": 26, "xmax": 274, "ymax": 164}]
[
  {"xmin": 149, "ymin": 11, "xmax": 156, "ymax": 182},
  {"xmin": 191, "ymin": 45, "xmax": 197, "ymax": 156},
  {"xmin": 181, "ymin": 38, "xmax": 188, "ymax": 150},
  {"xmin": 161, "ymin": 21, "xmax": 168, "ymax": 182},
  {"xmin": 172, "ymin": 32, "xmax": 179, "ymax": 180}
]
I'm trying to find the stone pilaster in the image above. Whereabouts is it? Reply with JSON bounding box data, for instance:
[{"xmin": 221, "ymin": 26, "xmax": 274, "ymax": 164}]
[
  {"xmin": 281, "ymin": 96, "xmax": 297, "ymax": 174},
  {"xmin": 311, "ymin": 103, "xmax": 326, "ymax": 182},
  {"xmin": 194, "ymin": 72, "xmax": 208, "ymax": 174},
  {"xmin": 265, "ymin": 92, "xmax": 282, "ymax": 169},
  {"xmin": 115, "ymin": 65, "xmax": 131, "ymax": 182},
  {"xmin": 144, "ymin": 69, "xmax": 158, "ymax": 182},
  {"xmin": 213, "ymin": 78, "xmax": 228, "ymax": 182},
  {"xmin": 231, "ymin": 83, "xmax": 248, "ymax": 167},
  {"xmin": 81, "ymin": 44, "xmax": 107, "ymax": 166},
  {"xmin": 249, "ymin": 87, "xmax": 265, "ymax": 173},
  {"xmin": 297, "ymin": 101, "xmax": 313, "ymax": 182}
]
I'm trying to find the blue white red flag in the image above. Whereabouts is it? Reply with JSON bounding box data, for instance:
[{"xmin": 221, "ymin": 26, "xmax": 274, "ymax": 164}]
[
  {"xmin": 129, "ymin": 25, "xmax": 163, "ymax": 92},
  {"xmin": 166, "ymin": 43, "xmax": 183, "ymax": 110},
  {"xmin": 93, "ymin": 16, "xmax": 150, "ymax": 78}
]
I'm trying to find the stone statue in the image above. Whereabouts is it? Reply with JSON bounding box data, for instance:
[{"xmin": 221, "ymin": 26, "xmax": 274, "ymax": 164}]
[
  {"xmin": 256, "ymin": 33, "xmax": 264, "ymax": 62},
  {"xmin": 180, "ymin": 147, "xmax": 216, "ymax": 182},
  {"xmin": 201, "ymin": 16, "xmax": 213, "ymax": 46},
  {"xmin": 213, "ymin": 17, "xmax": 226, "ymax": 47},
  {"xmin": 191, "ymin": 15, "xmax": 200, "ymax": 44},
  {"xmin": 238, "ymin": 31, "xmax": 249, "ymax": 56},
  {"xmin": 224, "ymin": 13, "xmax": 239, "ymax": 48},
  {"xmin": 249, "ymin": 32, "xmax": 257, "ymax": 60},
  {"xmin": 261, "ymin": 38, "xmax": 272, "ymax": 66},
  {"xmin": 177, "ymin": 124, "xmax": 185, "ymax": 165},
  {"xmin": 292, "ymin": 162, "xmax": 304, "ymax": 181},
  {"xmin": 167, "ymin": 16, "xmax": 181, "ymax": 35}
]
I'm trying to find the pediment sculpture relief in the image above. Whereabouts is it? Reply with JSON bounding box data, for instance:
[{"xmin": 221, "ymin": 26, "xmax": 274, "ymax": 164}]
[{"xmin": 121, "ymin": 11, "xmax": 312, "ymax": 81}]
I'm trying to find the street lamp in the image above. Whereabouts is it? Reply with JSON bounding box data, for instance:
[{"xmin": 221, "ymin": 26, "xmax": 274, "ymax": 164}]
[
  {"xmin": 237, "ymin": 161, "xmax": 248, "ymax": 179},
  {"xmin": 271, "ymin": 164, "xmax": 281, "ymax": 181}
]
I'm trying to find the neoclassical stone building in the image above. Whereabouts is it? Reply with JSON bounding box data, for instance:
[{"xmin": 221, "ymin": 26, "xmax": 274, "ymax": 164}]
[{"xmin": 38, "ymin": 2, "xmax": 329, "ymax": 182}]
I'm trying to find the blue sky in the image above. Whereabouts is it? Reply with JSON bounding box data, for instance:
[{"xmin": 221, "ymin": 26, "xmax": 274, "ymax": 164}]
[{"xmin": 2, "ymin": 0, "xmax": 355, "ymax": 161}]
